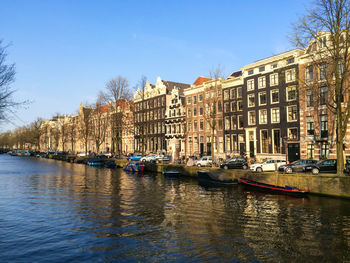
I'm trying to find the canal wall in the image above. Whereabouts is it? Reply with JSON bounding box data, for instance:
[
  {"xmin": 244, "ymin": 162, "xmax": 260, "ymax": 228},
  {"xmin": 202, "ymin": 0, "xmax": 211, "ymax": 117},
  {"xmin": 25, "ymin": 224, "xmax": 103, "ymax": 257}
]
[{"xmin": 143, "ymin": 163, "xmax": 350, "ymax": 198}]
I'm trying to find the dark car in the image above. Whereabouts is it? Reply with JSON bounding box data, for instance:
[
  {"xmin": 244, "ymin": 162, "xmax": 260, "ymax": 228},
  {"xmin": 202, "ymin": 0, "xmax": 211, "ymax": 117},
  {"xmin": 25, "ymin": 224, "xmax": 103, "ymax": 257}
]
[
  {"xmin": 304, "ymin": 159, "xmax": 337, "ymax": 175},
  {"xmin": 278, "ymin": 159, "xmax": 318, "ymax": 173},
  {"xmin": 220, "ymin": 158, "xmax": 248, "ymax": 170}
]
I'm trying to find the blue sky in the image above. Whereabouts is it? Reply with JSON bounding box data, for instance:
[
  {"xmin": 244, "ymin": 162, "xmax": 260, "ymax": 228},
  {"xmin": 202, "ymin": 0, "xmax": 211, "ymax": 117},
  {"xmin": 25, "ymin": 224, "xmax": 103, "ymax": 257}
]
[{"xmin": 1, "ymin": 0, "xmax": 310, "ymax": 131}]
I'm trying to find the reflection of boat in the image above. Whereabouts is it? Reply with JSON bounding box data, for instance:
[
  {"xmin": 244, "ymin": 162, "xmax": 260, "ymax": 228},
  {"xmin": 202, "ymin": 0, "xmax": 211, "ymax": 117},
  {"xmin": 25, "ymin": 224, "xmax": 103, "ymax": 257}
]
[
  {"xmin": 239, "ymin": 178, "xmax": 310, "ymax": 196},
  {"xmin": 104, "ymin": 161, "xmax": 116, "ymax": 168},
  {"xmin": 87, "ymin": 158, "xmax": 104, "ymax": 166},
  {"xmin": 163, "ymin": 171, "xmax": 180, "ymax": 177},
  {"xmin": 198, "ymin": 170, "xmax": 238, "ymax": 185},
  {"xmin": 123, "ymin": 161, "xmax": 144, "ymax": 173}
]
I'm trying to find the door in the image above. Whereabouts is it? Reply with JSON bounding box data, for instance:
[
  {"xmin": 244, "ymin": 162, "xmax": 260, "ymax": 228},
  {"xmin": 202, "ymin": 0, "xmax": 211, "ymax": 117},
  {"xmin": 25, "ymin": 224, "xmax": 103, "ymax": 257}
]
[
  {"xmin": 249, "ymin": 141, "xmax": 254, "ymax": 158},
  {"xmin": 207, "ymin": 143, "xmax": 212, "ymax": 156},
  {"xmin": 288, "ymin": 143, "xmax": 300, "ymax": 163},
  {"xmin": 200, "ymin": 143, "xmax": 204, "ymax": 156}
]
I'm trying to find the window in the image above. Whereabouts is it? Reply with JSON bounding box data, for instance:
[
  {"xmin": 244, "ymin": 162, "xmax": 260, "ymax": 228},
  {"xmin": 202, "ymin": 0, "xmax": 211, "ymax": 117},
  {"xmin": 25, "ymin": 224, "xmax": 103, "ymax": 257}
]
[
  {"xmin": 271, "ymin": 108, "xmax": 280, "ymax": 123},
  {"xmin": 286, "ymin": 86, "xmax": 297, "ymax": 101},
  {"xmin": 259, "ymin": 92, "xmax": 267, "ymax": 105},
  {"xmin": 248, "ymin": 111, "xmax": 256, "ymax": 125},
  {"xmin": 237, "ymin": 101, "xmax": 243, "ymax": 111},
  {"xmin": 338, "ymin": 59, "xmax": 344, "ymax": 75},
  {"xmin": 187, "ymin": 97, "xmax": 191, "ymax": 104},
  {"xmin": 237, "ymin": 87, "xmax": 242, "ymax": 98},
  {"xmin": 217, "ymin": 88, "xmax": 222, "ymax": 97},
  {"xmin": 285, "ymin": 68, "xmax": 296, "ymax": 82},
  {"xmin": 270, "ymin": 73, "xmax": 278, "ymax": 86},
  {"xmin": 271, "ymin": 63, "xmax": 278, "ymax": 69},
  {"xmin": 187, "ymin": 121, "xmax": 192, "ymax": 132},
  {"xmin": 273, "ymin": 129, "xmax": 281, "ymax": 153},
  {"xmin": 288, "ymin": 128, "xmax": 298, "ymax": 139},
  {"xmin": 287, "ymin": 105, "xmax": 298, "ymax": 122},
  {"xmin": 193, "ymin": 95, "xmax": 197, "ymax": 104},
  {"xmin": 231, "ymin": 101, "xmax": 236, "ymax": 112},
  {"xmin": 248, "ymin": 69, "xmax": 254, "ymax": 75},
  {"xmin": 225, "ymin": 117, "xmax": 230, "ymax": 130},
  {"xmin": 258, "ymin": 76, "xmax": 266, "ymax": 88},
  {"xmin": 306, "ymin": 90, "xmax": 314, "ymax": 107},
  {"xmin": 199, "ymin": 94, "xmax": 203, "ymax": 102},
  {"xmin": 320, "ymin": 86, "xmax": 328, "ymax": 105},
  {"xmin": 306, "ymin": 66, "xmax": 313, "ymax": 82},
  {"xmin": 320, "ymin": 36, "xmax": 327, "ymax": 48},
  {"xmin": 218, "ymin": 119, "xmax": 223, "ymax": 130},
  {"xmin": 247, "ymin": 79, "xmax": 255, "ymax": 91},
  {"xmin": 230, "ymin": 88, "xmax": 236, "ymax": 99},
  {"xmin": 193, "ymin": 120, "xmax": 198, "ymax": 131},
  {"xmin": 259, "ymin": 109, "xmax": 267, "ymax": 124},
  {"xmin": 259, "ymin": 66, "xmax": 265, "ymax": 72},
  {"xmin": 248, "ymin": 94, "xmax": 255, "ymax": 107},
  {"xmin": 187, "ymin": 108, "xmax": 191, "ymax": 117},
  {"xmin": 261, "ymin": 130, "xmax": 268, "ymax": 153},
  {"xmin": 306, "ymin": 116, "xmax": 314, "ymax": 135},
  {"xmin": 307, "ymin": 144, "xmax": 314, "ymax": 159},
  {"xmin": 320, "ymin": 142, "xmax": 329, "ymax": 159},
  {"xmin": 231, "ymin": 115, "xmax": 237, "ymax": 130},
  {"xmin": 238, "ymin": 115, "xmax": 243, "ymax": 129},
  {"xmin": 320, "ymin": 115, "xmax": 328, "ymax": 138},
  {"xmin": 199, "ymin": 106, "xmax": 203, "ymax": 115},
  {"xmin": 224, "ymin": 102, "xmax": 230, "ymax": 113},
  {"xmin": 199, "ymin": 119, "xmax": 204, "ymax": 131},
  {"xmin": 287, "ymin": 58, "xmax": 295, "ymax": 64},
  {"xmin": 193, "ymin": 107, "xmax": 197, "ymax": 116},
  {"xmin": 217, "ymin": 101, "xmax": 222, "ymax": 113},
  {"xmin": 319, "ymin": 63, "xmax": 327, "ymax": 81},
  {"xmin": 271, "ymin": 89, "xmax": 279, "ymax": 104},
  {"xmin": 224, "ymin": 89, "xmax": 229, "ymax": 100}
]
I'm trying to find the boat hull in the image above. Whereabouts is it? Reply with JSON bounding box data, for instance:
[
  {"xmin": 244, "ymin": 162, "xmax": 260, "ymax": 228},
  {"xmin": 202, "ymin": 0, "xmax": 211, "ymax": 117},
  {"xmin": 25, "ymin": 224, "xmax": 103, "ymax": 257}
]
[
  {"xmin": 239, "ymin": 178, "xmax": 309, "ymax": 196},
  {"xmin": 198, "ymin": 170, "xmax": 238, "ymax": 185}
]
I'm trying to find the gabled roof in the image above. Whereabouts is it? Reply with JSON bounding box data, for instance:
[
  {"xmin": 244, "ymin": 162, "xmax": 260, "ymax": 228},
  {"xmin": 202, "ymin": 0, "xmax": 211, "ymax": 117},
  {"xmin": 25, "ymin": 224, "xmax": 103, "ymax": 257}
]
[
  {"xmin": 162, "ymin": 80, "xmax": 190, "ymax": 90},
  {"xmin": 193, "ymin": 76, "xmax": 212, "ymax": 86}
]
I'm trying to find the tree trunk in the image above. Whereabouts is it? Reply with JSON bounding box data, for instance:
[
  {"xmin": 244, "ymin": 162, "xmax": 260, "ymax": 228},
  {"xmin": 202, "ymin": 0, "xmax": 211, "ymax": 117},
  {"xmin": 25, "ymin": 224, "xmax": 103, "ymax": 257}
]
[{"xmin": 211, "ymin": 127, "xmax": 215, "ymax": 168}]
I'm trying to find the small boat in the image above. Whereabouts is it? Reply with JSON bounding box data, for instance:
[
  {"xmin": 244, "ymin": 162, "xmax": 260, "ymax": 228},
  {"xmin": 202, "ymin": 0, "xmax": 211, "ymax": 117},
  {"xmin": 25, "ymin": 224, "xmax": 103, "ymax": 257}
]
[
  {"xmin": 123, "ymin": 161, "xmax": 145, "ymax": 173},
  {"xmin": 163, "ymin": 170, "xmax": 181, "ymax": 177},
  {"xmin": 87, "ymin": 158, "xmax": 104, "ymax": 166},
  {"xmin": 239, "ymin": 178, "xmax": 310, "ymax": 196},
  {"xmin": 198, "ymin": 170, "xmax": 238, "ymax": 185},
  {"xmin": 104, "ymin": 161, "xmax": 116, "ymax": 168}
]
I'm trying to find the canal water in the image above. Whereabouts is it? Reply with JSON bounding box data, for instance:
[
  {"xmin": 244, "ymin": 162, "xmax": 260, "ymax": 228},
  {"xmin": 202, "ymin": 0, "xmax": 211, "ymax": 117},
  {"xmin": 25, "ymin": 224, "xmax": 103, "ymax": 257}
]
[{"xmin": 0, "ymin": 155, "xmax": 350, "ymax": 262}]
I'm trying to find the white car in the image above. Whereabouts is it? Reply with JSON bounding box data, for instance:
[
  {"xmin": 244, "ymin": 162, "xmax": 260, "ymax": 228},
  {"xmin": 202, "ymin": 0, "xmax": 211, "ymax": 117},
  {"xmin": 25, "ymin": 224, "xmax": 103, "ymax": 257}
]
[
  {"xmin": 250, "ymin": 159, "xmax": 287, "ymax": 172},
  {"xmin": 195, "ymin": 156, "xmax": 212, "ymax": 167},
  {"xmin": 140, "ymin": 154, "xmax": 157, "ymax": 162},
  {"xmin": 77, "ymin": 152, "xmax": 88, "ymax": 157}
]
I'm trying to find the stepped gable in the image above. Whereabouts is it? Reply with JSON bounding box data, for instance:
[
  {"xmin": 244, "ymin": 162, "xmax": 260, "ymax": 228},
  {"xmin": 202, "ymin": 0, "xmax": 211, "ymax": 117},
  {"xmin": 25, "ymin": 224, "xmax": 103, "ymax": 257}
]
[
  {"xmin": 193, "ymin": 76, "xmax": 212, "ymax": 86},
  {"xmin": 162, "ymin": 80, "xmax": 190, "ymax": 95}
]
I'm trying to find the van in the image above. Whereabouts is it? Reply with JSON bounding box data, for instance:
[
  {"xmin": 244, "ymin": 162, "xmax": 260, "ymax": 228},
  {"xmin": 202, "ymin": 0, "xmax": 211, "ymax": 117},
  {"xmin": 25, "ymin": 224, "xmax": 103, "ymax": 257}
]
[{"xmin": 195, "ymin": 156, "xmax": 212, "ymax": 167}]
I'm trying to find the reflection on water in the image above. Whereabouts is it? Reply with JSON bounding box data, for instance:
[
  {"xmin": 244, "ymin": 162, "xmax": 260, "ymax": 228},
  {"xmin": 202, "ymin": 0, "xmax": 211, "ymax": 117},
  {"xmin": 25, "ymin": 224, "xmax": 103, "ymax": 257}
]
[{"xmin": 0, "ymin": 155, "xmax": 350, "ymax": 262}]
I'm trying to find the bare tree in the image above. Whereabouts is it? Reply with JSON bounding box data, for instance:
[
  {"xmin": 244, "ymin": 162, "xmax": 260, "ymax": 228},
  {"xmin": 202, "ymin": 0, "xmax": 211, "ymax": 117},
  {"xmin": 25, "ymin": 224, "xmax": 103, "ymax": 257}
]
[
  {"xmin": 67, "ymin": 116, "xmax": 77, "ymax": 154},
  {"xmin": 134, "ymin": 75, "xmax": 147, "ymax": 156},
  {"xmin": 78, "ymin": 104, "xmax": 93, "ymax": 154},
  {"xmin": 292, "ymin": 0, "xmax": 350, "ymax": 175},
  {"xmin": 102, "ymin": 76, "xmax": 132, "ymax": 156},
  {"xmin": 204, "ymin": 65, "xmax": 224, "ymax": 167},
  {"xmin": 28, "ymin": 117, "xmax": 44, "ymax": 150},
  {"xmin": 91, "ymin": 96, "xmax": 109, "ymax": 153}
]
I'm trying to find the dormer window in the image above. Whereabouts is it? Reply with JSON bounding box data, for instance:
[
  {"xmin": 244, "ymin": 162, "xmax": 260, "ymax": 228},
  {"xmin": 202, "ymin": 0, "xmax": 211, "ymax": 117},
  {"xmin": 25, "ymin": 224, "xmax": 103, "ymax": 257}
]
[
  {"xmin": 259, "ymin": 66, "xmax": 265, "ymax": 72},
  {"xmin": 320, "ymin": 36, "xmax": 327, "ymax": 48},
  {"xmin": 248, "ymin": 70, "xmax": 254, "ymax": 75},
  {"xmin": 287, "ymin": 58, "xmax": 294, "ymax": 64}
]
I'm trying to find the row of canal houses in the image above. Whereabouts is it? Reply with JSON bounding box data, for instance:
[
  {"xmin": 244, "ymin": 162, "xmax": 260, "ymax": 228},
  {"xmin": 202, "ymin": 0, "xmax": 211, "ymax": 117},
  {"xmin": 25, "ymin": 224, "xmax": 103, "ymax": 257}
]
[{"xmin": 134, "ymin": 36, "xmax": 349, "ymax": 163}]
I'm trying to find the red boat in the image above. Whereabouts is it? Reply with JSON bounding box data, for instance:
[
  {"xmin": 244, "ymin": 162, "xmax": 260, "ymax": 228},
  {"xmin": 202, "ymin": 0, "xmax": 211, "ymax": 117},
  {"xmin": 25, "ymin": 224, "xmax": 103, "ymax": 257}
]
[{"xmin": 239, "ymin": 178, "xmax": 310, "ymax": 196}]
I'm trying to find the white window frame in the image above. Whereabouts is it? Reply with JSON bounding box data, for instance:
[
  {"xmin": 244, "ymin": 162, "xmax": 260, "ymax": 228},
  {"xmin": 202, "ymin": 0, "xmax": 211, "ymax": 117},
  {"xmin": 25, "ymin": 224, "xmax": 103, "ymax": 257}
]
[
  {"xmin": 247, "ymin": 79, "xmax": 255, "ymax": 91},
  {"xmin": 248, "ymin": 94, "xmax": 255, "ymax": 107},
  {"xmin": 286, "ymin": 86, "xmax": 297, "ymax": 101},
  {"xmin": 248, "ymin": 110, "xmax": 256, "ymax": 126},
  {"xmin": 287, "ymin": 105, "xmax": 298, "ymax": 122},
  {"xmin": 259, "ymin": 109, "xmax": 267, "ymax": 124},
  {"xmin": 288, "ymin": 127, "xmax": 298, "ymax": 140},
  {"xmin": 270, "ymin": 73, "xmax": 279, "ymax": 86},
  {"xmin": 258, "ymin": 76, "xmax": 266, "ymax": 89},
  {"xmin": 270, "ymin": 89, "xmax": 279, "ymax": 104},
  {"xmin": 259, "ymin": 91, "xmax": 267, "ymax": 106},
  {"xmin": 285, "ymin": 68, "xmax": 296, "ymax": 83},
  {"xmin": 271, "ymin": 108, "xmax": 280, "ymax": 123}
]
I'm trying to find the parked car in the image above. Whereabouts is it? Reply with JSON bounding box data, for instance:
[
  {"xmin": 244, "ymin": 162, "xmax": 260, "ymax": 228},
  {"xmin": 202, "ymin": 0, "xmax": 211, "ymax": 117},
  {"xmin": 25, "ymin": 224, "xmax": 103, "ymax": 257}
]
[
  {"xmin": 153, "ymin": 154, "xmax": 170, "ymax": 163},
  {"xmin": 250, "ymin": 159, "xmax": 287, "ymax": 172},
  {"xmin": 127, "ymin": 155, "xmax": 142, "ymax": 161},
  {"xmin": 196, "ymin": 156, "xmax": 212, "ymax": 167},
  {"xmin": 278, "ymin": 159, "xmax": 318, "ymax": 173},
  {"xmin": 77, "ymin": 152, "xmax": 88, "ymax": 157},
  {"xmin": 220, "ymin": 158, "xmax": 248, "ymax": 170},
  {"xmin": 304, "ymin": 159, "xmax": 337, "ymax": 174},
  {"xmin": 97, "ymin": 152, "xmax": 113, "ymax": 158},
  {"xmin": 140, "ymin": 154, "xmax": 157, "ymax": 162},
  {"xmin": 17, "ymin": 150, "xmax": 30, "ymax": 156}
]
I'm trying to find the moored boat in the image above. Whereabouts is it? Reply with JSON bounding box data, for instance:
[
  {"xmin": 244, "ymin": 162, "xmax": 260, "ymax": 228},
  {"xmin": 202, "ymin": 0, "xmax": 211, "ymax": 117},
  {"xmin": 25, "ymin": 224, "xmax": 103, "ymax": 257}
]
[
  {"xmin": 198, "ymin": 170, "xmax": 238, "ymax": 185},
  {"xmin": 87, "ymin": 158, "xmax": 104, "ymax": 166},
  {"xmin": 239, "ymin": 178, "xmax": 310, "ymax": 196},
  {"xmin": 123, "ymin": 161, "xmax": 144, "ymax": 173},
  {"xmin": 163, "ymin": 170, "xmax": 181, "ymax": 177}
]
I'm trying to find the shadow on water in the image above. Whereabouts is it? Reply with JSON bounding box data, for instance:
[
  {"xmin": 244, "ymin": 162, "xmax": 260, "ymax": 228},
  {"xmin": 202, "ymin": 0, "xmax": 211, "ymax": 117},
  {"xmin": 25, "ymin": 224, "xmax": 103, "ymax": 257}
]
[{"xmin": 0, "ymin": 155, "xmax": 350, "ymax": 262}]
